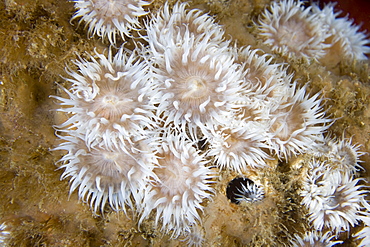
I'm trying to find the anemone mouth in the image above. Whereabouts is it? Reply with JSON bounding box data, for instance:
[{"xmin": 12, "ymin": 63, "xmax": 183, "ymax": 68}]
[
  {"xmin": 277, "ymin": 18, "xmax": 311, "ymax": 50},
  {"xmin": 270, "ymin": 103, "xmax": 304, "ymax": 142},
  {"xmin": 93, "ymin": 0, "xmax": 130, "ymax": 19},
  {"xmin": 325, "ymin": 194, "xmax": 340, "ymax": 209},
  {"xmin": 86, "ymin": 149, "xmax": 132, "ymax": 180},
  {"xmin": 169, "ymin": 72, "xmax": 216, "ymax": 115},
  {"xmin": 150, "ymin": 144, "xmax": 213, "ymax": 199},
  {"xmin": 218, "ymin": 129, "xmax": 258, "ymax": 160},
  {"xmin": 88, "ymin": 83, "xmax": 137, "ymax": 121},
  {"xmin": 334, "ymin": 145, "xmax": 359, "ymax": 170},
  {"xmin": 153, "ymin": 153, "xmax": 190, "ymax": 197},
  {"xmin": 180, "ymin": 76, "xmax": 209, "ymax": 100},
  {"xmin": 223, "ymin": 129, "xmax": 243, "ymax": 148}
]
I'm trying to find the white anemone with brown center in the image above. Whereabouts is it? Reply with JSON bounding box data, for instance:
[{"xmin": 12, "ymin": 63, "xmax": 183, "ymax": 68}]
[
  {"xmin": 266, "ymin": 83, "xmax": 330, "ymax": 160},
  {"xmin": 54, "ymin": 131, "xmax": 157, "ymax": 213},
  {"xmin": 71, "ymin": 0, "xmax": 150, "ymax": 43},
  {"xmin": 145, "ymin": 2, "xmax": 226, "ymax": 54},
  {"xmin": 150, "ymin": 32, "xmax": 244, "ymax": 137},
  {"xmin": 300, "ymin": 159, "xmax": 368, "ymax": 235},
  {"xmin": 207, "ymin": 119, "xmax": 272, "ymax": 172},
  {"xmin": 257, "ymin": 0, "xmax": 331, "ymax": 61},
  {"xmin": 312, "ymin": 2, "xmax": 370, "ymax": 61},
  {"xmin": 138, "ymin": 137, "xmax": 215, "ymax": 238},
  {"xmin": 54, "ymin": 48, "xmax": 157, "ymax": 150}
]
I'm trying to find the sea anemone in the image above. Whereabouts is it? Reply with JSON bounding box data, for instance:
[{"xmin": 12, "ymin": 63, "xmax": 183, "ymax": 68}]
[
  {"xmin": 139, "ymin": 137, "xmax": 216, "ymax": 238},
  {"xmin": 226, "ymin": 177, "xmax": 265, "ymax": 204},
  {"xmin": 312, "ymin": 2, "xmax": 370, "ymax": 61},
  {"xmin": 71, "ymin": 0, "xmax": 151, "ymax": 44},
  {"xmin": 143, "ymin": 1, "xmax": 244, "ymax": 139},
  {"xmin": 145, "ymin": 2, "xmax": 227, "ymax": 55},
  {"xmin": 300, "ymin": 159, "xmax": 327, "ymax": 208},
  {"xmin": 233, "ymin": 45, "xmax": 331, "ymax": 161},
  {"xmin": 265, "ymin": 83, "xmax": 330, "ymax": 160},
  {"xmin": 300, "ymin": 159, "xmax": 367, "ymax": 235},
  {"xmin": 235, "ymin": 46, "xmax": 290, "ymax": 106},
  {"xmin": 149, "ymin": 32, "xmax": 244, "ymax": 137},
  {"xmin": 232, "ymin": 45, "xmax": 292, "ymax": 135},
  {"xmin": 207, "ymin": 119, "xmax": 272, "ymax": 172},
  {"xmin": 289, "ymin": 231, "xmax": 342, "ymax": 247},
  {"xmin": 53, "ymin": 48, "xmax": 157, "ymax": 151},
  {"xmin": 314, "ymin": 136, "xmax": 365, "ymax": 176},
  {"xmin": 257, "ymin": 0, "xmax": 331, "ymax": 61},
  {"xmin": 182, "ymin": 224, "xmax": 205, "ymax": 247},
  {"xmin": 54, "ymin": 131, "xmax": 157, "ymax": 213},
  {"xmin": 234, "ymin": 179, "xmax": 265, "ymax": 203}
]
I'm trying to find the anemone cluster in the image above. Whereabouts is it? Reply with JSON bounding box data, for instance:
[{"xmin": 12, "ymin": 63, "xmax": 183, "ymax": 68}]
[
  {"xmin": 298, "ymin": 137, "xmax": 370, "ymax": 244},
  {"xmin": 52, "ymin": 0, "xmax": 370, "ymax": 245},
  {"xmin": 257, "ymin": 0, "xmax": 370, "ymax": 61},
  {"xmin": 71, "ymin": 0, "xmax": 151, "ymax": 44}
]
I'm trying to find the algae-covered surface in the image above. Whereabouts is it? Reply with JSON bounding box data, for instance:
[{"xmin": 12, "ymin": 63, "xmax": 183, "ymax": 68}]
[{"xmin": 0, "ymin": 0, "xmax": 369, "ymax": 246}]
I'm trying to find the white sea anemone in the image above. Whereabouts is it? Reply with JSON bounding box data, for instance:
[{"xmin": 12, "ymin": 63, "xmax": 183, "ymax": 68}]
[
  {"xmin": 300, "ymin": 160, "xmax": 327, "ymax": 208},
  {"xmin": 300, "ymin": 159, "xmax": 367, "ymax": 235},
  {"xmin": 146, "ymin": 2, "xmax": 227, "ymax": 55},
  {"xmin": 236, "ymin": 46, "xmax": 290, "ymax": 106},
  {"xmin": 142, "ymin": 1, "xmax": 244, "ymax": 138},
  {"xmin": 290, "ymin": 231, "xmax": 342, "ymax": 247},
  {"xmin": 71, "ymin": 0, "xmax": 150, "ymax": 44},
  {"xmin": 226, "ymin": 177, "xmax": 265, "ymax": 205},
  {"xmin": 54, "ymin": 131, "xmax": 157, "ymax": 213},
  {"xmin": 314, "ymin": 136, "xmax": 365, "ymax": 176},
  {"xmin": 233, "ymin": 46, "xmax": 292, "ymax": 132},
  {"xmin": 310, "ymin": 176, "xmax": 366, "ymax": 234},
  {"xmin": 139, "ymin": 137, "xmax": 215, "ymax": 238},
  {"xmin": 234, "ymin": 179, "xmax": 265, "ymax": 203},
  {"xmin": 53, "ymin": 48, "xmax": 157, "ymax": 150},
  {"xmin": 257, "ymin": 0, "xmax": 331, "ymax": 61},
  {"xmin": 149, "ymin": 32, "xmax": 244, "ymax": 137},
  {"xmin": 312, "ymin": 3, "xmax": 370, "ymax": 61},
  {"xmin": 182, "ymin": 224, "xmax": 205, "ymax": 247},
  {"xmin": 266, "ymin": 83, "xmax": 330, "ymax": 160},
  {"xmin": 207, "ymin": 119, "xmax": 272, "ymax": 172}
]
